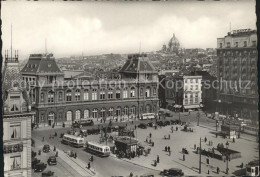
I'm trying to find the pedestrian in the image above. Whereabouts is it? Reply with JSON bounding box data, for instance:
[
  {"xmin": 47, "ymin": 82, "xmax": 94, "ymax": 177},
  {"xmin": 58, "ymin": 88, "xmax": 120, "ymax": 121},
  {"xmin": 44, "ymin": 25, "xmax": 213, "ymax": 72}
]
[
  {"xmin": 87, "ymin": 162, "xmax": 91, "ymax": 169},
  {"xmin": 130, "ymin": 172, "xmax": 133, "ymax": 177},
  {"xmin": 165, "ymin": 146, "xmax": 167, "ymax": 152},
  {"xmin": 183, "ymin": 154, "xmax": 185, "ymax": 161},
  {"xmin": 53, "ymin": 146, "xmax": 56, "ymax": 151},
  {"xmin": 204, "ymin": 136, "xmax": 207, "ymax": 142},
  {"xmin": 168, "ymin": 134, "xmax": 170, "ymax": 140},
  {"xmin": 168, "ymin": 146, "xmax": 170, "ymax": 152},
  {"xmin": 146, "ymin": 138, "xmax": 148, "ymax": 143},
  {"xmin": 233, "ymin": 137, "xmax": 235, "ymax": 143},
  {"xmin": 169, "ymin": 150, "xmax": 171, "ymax": 156},
  {"xmin": 74, "ymin": 152, "xmax": 77, "ymax": 159},
  {"xmin": 241, "ymin": 162, "xmax": 244, "ymax": 168},
  {"xmin": 56, "ymin": 151, "xmax": 58, "ymax": 157},
  {"xmin": 217, "ymin": 167, "xmax": 219, "ymax": 174},
  {"xmin": 194, "ymin": 144, "xmax": 196, "ymax": 150},
  {"xmin": 157, "ymin": 155, "xmax": 160, "ymax": 163},
  {"xmin": 171, "ymin": 126, "xmax": 174, "ymax": 133},
  {"xmin": 149, "ymin": 133, "xmax": 152, "ymax": 138}
]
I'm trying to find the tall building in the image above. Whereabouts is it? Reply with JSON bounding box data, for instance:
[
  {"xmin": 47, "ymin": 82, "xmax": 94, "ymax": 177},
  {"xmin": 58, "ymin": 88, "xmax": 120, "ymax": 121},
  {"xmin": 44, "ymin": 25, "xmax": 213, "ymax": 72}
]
[
  {"xmin": 3, "ymin": 50, "xmax": 35, "ymax": 177},
  {"xmin": 164, "ymin": 75, "xmax": 202, "ymax": 111},
  {"xmin": 216, "ymin": 29, "xmax": 258, "ymax": 123},
  {"xmin": 20, "ymin": 53, "xmax": 159, "ymax": 127}
]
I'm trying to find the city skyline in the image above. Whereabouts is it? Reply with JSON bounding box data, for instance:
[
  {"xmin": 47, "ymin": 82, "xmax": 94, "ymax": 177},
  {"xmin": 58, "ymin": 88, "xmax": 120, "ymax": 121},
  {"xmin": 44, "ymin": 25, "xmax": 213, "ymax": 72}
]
[{"xmin": 2, "ymin": 1, "xmax": 256, "ymax": 60}]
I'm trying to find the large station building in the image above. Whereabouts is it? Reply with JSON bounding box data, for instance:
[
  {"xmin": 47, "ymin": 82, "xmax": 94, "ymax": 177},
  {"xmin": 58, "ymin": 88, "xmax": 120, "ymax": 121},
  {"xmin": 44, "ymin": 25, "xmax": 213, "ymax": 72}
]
[
  {"xmin": 216, "ymin": 29, "xmax": 258, "ymax": 123},
  {"xmin": 21, "ymin": 53, "xmax": 159, "ymax": 127}
]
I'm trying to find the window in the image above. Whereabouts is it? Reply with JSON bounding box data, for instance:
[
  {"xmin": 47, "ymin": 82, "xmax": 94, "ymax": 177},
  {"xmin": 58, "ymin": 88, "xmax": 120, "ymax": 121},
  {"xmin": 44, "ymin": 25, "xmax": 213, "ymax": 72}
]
[
  {"xmin": 75, "ymin": 110, "xmax": 81, "ymax": 120},
  {"xmin": 40, "ymin": 93, "xmax": 44, "ymax": 102},
  {"xmin": 9, "ymin": 96, "xmax": 20, "ymax": 112},
  {"xmin": 58, "ymin": 92, "xmax": 62, "ymax": 101},
  {"xmin": 93, "ymin": 108, "xmax": 98, "ymax": 118},
  {"xmin": 84, "ymin": 110, "xmax": 89, "ymax": 119},
  {"xmin": 66, "ymin": 90, "xmax": 72, "ymax": 102},
  {"xmin": 84, "ymin": 90, "xmax": 89, "ymax": 101},
  {"xmin": 66, "ymin": 111, "xmax": 72, "ymax": 121},
  {"xmin": 235, "ymin": 42, "xmax": 238, "ymax": 47},
  {"xmin": 153, "ymin": 87, "xmax": 157, "ymax": 95},
  {"xmin": 10, "ymin": 123, "xmax": 21, "ymax": 139},
  {"xmin": 195, "ymin": 79, "xmax": 198, "ymax": 83},
  {"xmin": 92, "ymin": 89, "xmax": 97, "ymax": 100},
  {"xmin": 244, "ymin": 41, "xmax": 247, "ymax": 47},
  {"xmin": 75, "ymin": 89, "xmax": 80, "ymax": 101},
  {"xmin": 130, "ymin": 106, "xmax": 136, "ymax": 115},
  {"xmin": 190, "ymin": 79, "xmax": 193, "ymax": 83},
  {"xmin": 109, "ymin": 108, "xmax": 114, "ymax": 116},
  {"xmin": 124, "ymin": 107, "xmax": 128, "ymax": 116},
  {"xmin": 145, "ymin": 87, "xmax": 151, "ymax": 98},
  {"xmin": 190, "ymin": 85, "xmax": 193, "ymax": 90},
  {"xmin": 140, "ymin": 88, "xmax": 143, "ymax": 96},
  {"xmin": 195, "ymin": 85, "xmax": 198, "ymax": 90},
  {"xmin": 41, "ymin": 114, "xmax": 44, "ymax": 122},
  {"xmin": 116, "ymin": 89, "xmax": 121, "ymax": 99},
  {"xmin": 116, "ymin": 107, "xmax": 121, "ymax": 116},
  {"xmin": 10, "ymin": 156, "xmax": 21, "ymax": 170},
  {"xmin": 108, "ymin": 88, "xmax": 113, "ymax": 99},
  {"xmin": 48, "ymin": 91, "xmax": 54, "ymax": 103},
  {"xmin": 220, "ymin": 43, "xmax": 223, "ymax": 48},
  {"xmin": 130, "ymin": 87, "xmax": 135, "ymax": 98},
  {"xmin": 227, "ymin": 42, "xmax": 230, "ymax": 48},
  {"xmin": 123, "ymin": 88, "xmax": 128, "ymax": 98},
  {"xmin": 101, "ymin": 108, "xmax": 106, "ymax": 118},
  {"xmin": 100, "ymin": 89, "xmax": 105, "ymax": 100}
]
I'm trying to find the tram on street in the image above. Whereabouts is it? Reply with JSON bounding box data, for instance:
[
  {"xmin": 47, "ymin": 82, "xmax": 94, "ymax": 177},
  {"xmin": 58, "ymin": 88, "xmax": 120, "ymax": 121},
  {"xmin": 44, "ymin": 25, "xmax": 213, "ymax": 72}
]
[
  {"xmin": 246, "ymin": 160, "xmax": 259, "ymax": 176},
  {"xmin": 241, "ymin": 126, "xmax": 259, "ymax": 136},
  {"xmin": 61, "ymin": 134, "xmax": 85, "ymax": 148},
  {"xmin": 140, "ymin": 113, "xmax": 156, "ymax": 120},
  {"xmin": 84, "ymin": 141, "xmax": 110, "ymax": 157}
]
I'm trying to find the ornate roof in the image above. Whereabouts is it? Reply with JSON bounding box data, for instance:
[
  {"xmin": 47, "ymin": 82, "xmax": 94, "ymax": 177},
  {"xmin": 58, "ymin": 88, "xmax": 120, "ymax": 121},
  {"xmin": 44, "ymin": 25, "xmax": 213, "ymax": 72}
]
[{"xmin": 119, "ymin": 54, "xmax": 157, "ymax": 74}]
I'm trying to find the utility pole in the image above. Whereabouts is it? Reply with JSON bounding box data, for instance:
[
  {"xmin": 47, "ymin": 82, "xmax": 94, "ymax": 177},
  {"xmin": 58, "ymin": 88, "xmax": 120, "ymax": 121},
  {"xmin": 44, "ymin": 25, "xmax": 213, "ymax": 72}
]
[{"xmin": 199, "ymin": 137, "xmax": 202, "ymax": 174}]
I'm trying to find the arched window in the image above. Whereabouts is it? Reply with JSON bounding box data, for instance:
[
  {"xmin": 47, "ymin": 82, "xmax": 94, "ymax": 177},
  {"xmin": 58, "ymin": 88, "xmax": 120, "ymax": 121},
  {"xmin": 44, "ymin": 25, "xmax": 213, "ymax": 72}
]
[
  {"xmin": 84, "ymin": 90, "xmax": 89, "ymax": 101},
  {"xmin": 66, "ymin": 90, "xmax": 72, "ymax": 101},
  {"xmin": 75, "ymin": 89, "xmax": 81, "ymax": 101},
  {"xmin": 108, "ymin": 88, "xmax": 113, "ymax": 99},
  {"xmin": 130, "ymin": 106, "xmax": 136, "ymax": 115},
  {"xmin": 40, "ymin": 92, "xmax": 44, "ymax": 102},
  {"xmin": 93, "ymin": 108, "xmax": 98, "ymax": 118},
  {"xmin": 109, "ymin": 107, "xmax": 114, "ymax": 116},
  {"xmin": 58, "ymin": 91, "xmax": 63, "ymax": 101},
  {"xmin": 153, "ymin": 87, "xmax": 157, "ymax": 96},
  {"xmin": 116, "ymin": 107, "xmax": 121, "ymax": 116},
  {"xmin": 48, "ymin": 91, "xmax": 54, "ymax": 103},
  {"xmin": 92, "ymin": 89, "xmax": 97, "ymax": 100},
  {"xmin": 145, "ymin": 87, "xmax": 151, "ymax": 98},
  {"xmin": 123, "ymin": 87, "xmax": 128, "ymax": 99},
  {"xmin": 101, "ymin": 108, "xmax": 106, "ymax": 118},
  {"xmin": 130, "ymin": 87, "xmax": 135, "ymax": 98},
  {"xmin": 66, "ymin": 111, "xmax": 72, "ymax": 121},
  {"xmin": 140, "ymin": 88, "xmax": 144, "ymax": 96},
  {"xmin": 84, "ymin": 109, "xmax": 90, "ymax": 119},
  {"xmin": 100, "ymin": 89, "xmax": 105, "ymax": 100},
  {"xmin": 75, "ymin": 110, "xmax": 81, "ymax": 120}
]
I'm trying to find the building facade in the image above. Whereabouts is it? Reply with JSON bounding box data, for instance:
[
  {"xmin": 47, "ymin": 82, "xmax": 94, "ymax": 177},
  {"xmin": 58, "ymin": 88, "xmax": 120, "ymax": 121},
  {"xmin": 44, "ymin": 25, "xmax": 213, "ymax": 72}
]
[
  {"xmin": 216, "ymin": 29, "xmax": 258, "ymax": 123},
  {"xmin": 165, "ymin": 75, "xmax": 202, "ymax": 111},
  {"xmin": 3, "ymin": 51, "xmax": 34, "ymax": 177},
  {"xmin": 21, "ymin": 53, "xmax": 159, "ymax": 127}
]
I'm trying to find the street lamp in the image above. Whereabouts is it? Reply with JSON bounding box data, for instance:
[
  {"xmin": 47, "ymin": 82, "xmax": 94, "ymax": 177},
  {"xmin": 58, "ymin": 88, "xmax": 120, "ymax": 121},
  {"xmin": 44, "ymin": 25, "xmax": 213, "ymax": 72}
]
[{"xmin": 225, "ymin": 141, "xmax": 229, "ymax": 174}]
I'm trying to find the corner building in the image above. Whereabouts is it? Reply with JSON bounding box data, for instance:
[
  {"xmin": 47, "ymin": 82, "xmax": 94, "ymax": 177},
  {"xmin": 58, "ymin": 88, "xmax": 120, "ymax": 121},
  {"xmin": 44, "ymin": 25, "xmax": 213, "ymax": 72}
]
[
  {"xmin": 3, "ymin": 52, "xmax": 35, "ymax": 177},
  {"xmin": 21, "ymin": 53, "xmax": 159, "ymax": 127},
  {"xmin": 216, "ymin": 29, "xmax": 258, "ymax": 123}
]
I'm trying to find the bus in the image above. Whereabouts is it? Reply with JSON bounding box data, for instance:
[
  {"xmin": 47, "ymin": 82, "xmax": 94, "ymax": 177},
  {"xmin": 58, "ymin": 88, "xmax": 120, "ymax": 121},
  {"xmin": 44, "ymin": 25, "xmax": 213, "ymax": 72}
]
[
  {"xmin": 242, "ymin": 126, "xmax": 259, "ymax": 136},
  {"xmin": 84, "ymin": 141, "xmax": 110, "ymax": 157},
  {"xmin": 140, "ymin": 113, "xmax": 156, "ymax": 120},
  {"xmin": 61, "ymin": 134, "xmax": 85, "ymax": 148}
]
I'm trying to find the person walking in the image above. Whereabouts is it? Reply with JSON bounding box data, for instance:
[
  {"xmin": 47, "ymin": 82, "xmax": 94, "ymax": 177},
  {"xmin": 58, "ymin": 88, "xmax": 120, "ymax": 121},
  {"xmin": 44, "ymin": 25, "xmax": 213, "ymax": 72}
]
[
  {"xmin": 157, "ymin": 155, "xmax": 160, "ymax": 163},
  {"xmin": 194, "ymin": 144, "xmax": 196, "ymax": 150},
  {"xmin": 183, "ymin": 154, "xmax": 185, "ymax": 161},
  {"xmin": 171, "ymin": 126, "xmax": 174, "ymax": 133},
  {"xmin": 130, "ymin": 172, "xmax": 133, "ymax": 177},
  {"xmin": 165, "ymin": 146, "xmax": 167, "ymax": 152},
  {"xmin": 87, "ymin": 162, "xmax": 91, "ymax": 169},
  {"xmin": 149, "ymin": 133, "xmax": 152, "ymax": 138},
  {"xmin": 169, "ymin": 149, "xmax": 171, "ymax": 156},
  {"xmin": 205, "ymin": 136, "xmax": 207, "ymax": 143},
  {"xmin": 74, "ymin": 152, "xmax": 77, "ymax": 159},
  {"xmin": 53, "ymin": 146, "xmax": 56, "ymax": 151},
  {"xmin": 168, "ymin": 146, "xmax": 170, "ymax": 153},
  {"xmin": 217, "ymin": 167, "xmax": 219, "ymax": 174},
  {"xmin": 168, "ymin": 134, "xmax": 170, "ymax": 140}
]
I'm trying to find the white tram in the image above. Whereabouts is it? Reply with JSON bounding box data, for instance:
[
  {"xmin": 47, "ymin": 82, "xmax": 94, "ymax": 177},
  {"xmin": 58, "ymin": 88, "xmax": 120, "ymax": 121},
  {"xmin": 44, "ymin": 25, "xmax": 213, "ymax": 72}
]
[
  {"xmin": 84, "ymin": 141, "xmax": 110, "ymax": 157},
  {"xmin": 61, "ymin": 134, "xmax": 85, "ymax": 148}
]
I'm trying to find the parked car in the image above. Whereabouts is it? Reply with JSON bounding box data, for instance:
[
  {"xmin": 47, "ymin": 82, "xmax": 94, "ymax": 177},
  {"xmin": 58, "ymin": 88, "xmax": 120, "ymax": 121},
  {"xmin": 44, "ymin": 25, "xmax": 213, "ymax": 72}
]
[
  {"xmin": 43, "ymin": 144, "xmax": 50, "ymax": 153},
  {"xmin": 157, "ymin": 121, "xmax": 164, "ymax": 126},
  {"xmin": 72, "ymin": 121, "xmax": 82, "ymax": 128},
  {"xmin": 42, "ymin": 170, "xmax": 54, "ymax": 177},
  {"xmin": 147, "ymin": 122, "xmax": 153, "ymax": 127},
  {"xmin": 47, "ymin": 156, "xmax": 57, "ymax": 165},
  {"xmin": 138, "ymin": 123, "xmax": 147, "ymax": 129},
  {"xmin": 163, "ymin": 120, "xmax": 170, "ymax": 126},
  {"xmin": 32, "ymin": 158, "xmax": 41, "ymax": 169},
  {"xmin": 32, "ymin": 150, "xmax": 37, "ymax": 158},
  {"xmin": 34, "ymin": 162, "xmax": 47, "ymax": 172},
  {"xmin": 160, "ymin": 168, "xmax": 184, "ymax": 176}
]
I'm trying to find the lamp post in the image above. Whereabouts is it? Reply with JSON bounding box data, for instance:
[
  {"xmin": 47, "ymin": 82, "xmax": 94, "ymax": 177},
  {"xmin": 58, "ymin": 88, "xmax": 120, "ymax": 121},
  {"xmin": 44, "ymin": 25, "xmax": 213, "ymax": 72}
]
[
  {"xmin": 199, "ymin": 137, "xmax": 202, "ymax": 174},
  {"xmin": 225, "ymin": 141, "xmax": 229, "ymax": 174}
]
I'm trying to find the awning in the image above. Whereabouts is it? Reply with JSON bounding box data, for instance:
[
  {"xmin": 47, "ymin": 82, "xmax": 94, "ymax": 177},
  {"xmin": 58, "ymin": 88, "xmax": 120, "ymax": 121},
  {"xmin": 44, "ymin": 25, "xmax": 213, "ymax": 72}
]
[{"xmin": 184, "ymin": 105, "xmax": 200, "ymax": 109}]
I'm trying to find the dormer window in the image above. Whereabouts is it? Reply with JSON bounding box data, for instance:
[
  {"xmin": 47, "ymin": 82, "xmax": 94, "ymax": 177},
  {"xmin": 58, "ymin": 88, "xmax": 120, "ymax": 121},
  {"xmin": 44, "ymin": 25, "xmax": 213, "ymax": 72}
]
[{"xmin": 9, "ymin": 95, "xmax": 21, "ymax": 112}]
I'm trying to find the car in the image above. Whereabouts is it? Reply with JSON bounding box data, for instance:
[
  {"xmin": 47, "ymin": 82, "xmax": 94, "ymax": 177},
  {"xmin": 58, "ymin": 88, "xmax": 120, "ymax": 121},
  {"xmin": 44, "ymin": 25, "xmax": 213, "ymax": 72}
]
[
  {"xmin": 42, "ymin": 170, "xmax": 54, "ymax": 177},
  {"xmin": 160, "ymin": 168, "xmax": 184, "ymax": 176},
  {"xmin": 157, "ymin": 121, "xmax": 164, "ymax": 126},
  {"xmin": 147, "ymin": 122, "xmax": 153, "ymax": 127},
  {"xmin": 43, "ymin": 144, "xmax": 50, "ymax": 153},
  {"xmin": 140, "ymin": 173, "xmax": 156, "ymax": 177},
  {"xmin": 72, "ymin": 121, "xmax": 82, "ymax": 128},
  {"xmin": 47, "ymin": 156, "xmax": 57, "ymax": 165},
  {"xmin": 32, "ymin": 158, "xmax": 41, "ymax": 169},
  {"xmin": 138, "ymin": 123, "xmax": 147, "ymax": 129},
  {"xmin": 34, "ymin": 162, "xmax": 47, "ymax": 172},
  {"xmin": 163, "ymin": 120, "xmax": 170, "ymax": 126}
]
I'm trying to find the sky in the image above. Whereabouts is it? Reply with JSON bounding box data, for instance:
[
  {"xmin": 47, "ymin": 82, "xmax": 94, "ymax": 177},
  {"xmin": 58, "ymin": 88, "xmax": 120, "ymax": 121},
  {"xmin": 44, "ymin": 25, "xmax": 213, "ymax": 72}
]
[{"xmin": 2, "ymin": 0, "xmax": 256, "ymax": 60}]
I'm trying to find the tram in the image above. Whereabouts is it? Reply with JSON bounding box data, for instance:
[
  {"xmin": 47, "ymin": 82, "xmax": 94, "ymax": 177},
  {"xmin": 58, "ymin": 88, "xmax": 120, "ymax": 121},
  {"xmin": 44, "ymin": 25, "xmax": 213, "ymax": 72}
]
[
  {"xmin": 84, "ymin": 141, "xmax": 110, "ymax": 157},
  {"xmin": 61, "ymin": 134, "xmax": 85, "ymax": 148}
]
